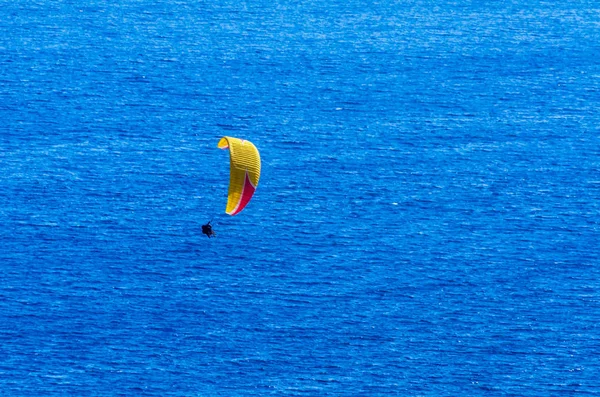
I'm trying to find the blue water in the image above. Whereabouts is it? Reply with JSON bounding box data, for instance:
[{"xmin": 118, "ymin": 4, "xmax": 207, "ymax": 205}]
[{"xmin": 1, "ymin": 0, "xmax": 600, "ymax": 395}]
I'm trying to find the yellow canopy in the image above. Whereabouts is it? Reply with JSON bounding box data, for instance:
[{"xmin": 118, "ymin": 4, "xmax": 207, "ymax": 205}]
[{"xmin": 217, "ymin": 136, "xmax": 261, "ymax": 215}]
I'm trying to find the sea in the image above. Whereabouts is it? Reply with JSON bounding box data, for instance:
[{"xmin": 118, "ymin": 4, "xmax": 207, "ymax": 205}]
[{"xmin": 1, "ymin": 0, "xmax": 599, "ymax": 395}]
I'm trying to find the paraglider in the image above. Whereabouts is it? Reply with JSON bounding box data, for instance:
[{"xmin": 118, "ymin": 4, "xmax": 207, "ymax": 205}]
[
  {"xmin": 201, "ymin": 220, "xmax": 216, "ymax": 238},
  {"xmin": 201, "ymin": 137, "xmax": 261, "ymax": 239},
  {"xmin": 217, "ymin": 136, "xmax": 261, "ymax": 216}
]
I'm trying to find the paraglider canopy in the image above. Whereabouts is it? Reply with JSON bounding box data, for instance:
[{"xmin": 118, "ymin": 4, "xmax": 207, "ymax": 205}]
[{"xmin": 218, "ymin": 136, "xmax": 261, "ymax": 215}]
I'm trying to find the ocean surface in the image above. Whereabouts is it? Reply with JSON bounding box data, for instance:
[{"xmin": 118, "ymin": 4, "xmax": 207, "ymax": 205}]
[{"xmin": 1, "ymin": 0, "xmax": 599, "ymax": 395}]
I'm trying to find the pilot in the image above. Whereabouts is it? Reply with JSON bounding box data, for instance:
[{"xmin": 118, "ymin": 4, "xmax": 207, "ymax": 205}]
[{"xmin": 202, "ymin": 221, "xmax": 216, "ymax": 238}]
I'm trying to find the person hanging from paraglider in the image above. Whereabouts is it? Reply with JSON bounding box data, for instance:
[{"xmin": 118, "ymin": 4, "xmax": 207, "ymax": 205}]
[{"xmin": 202, "ymin": 220, "xmax": 216, "ymax": 238}]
